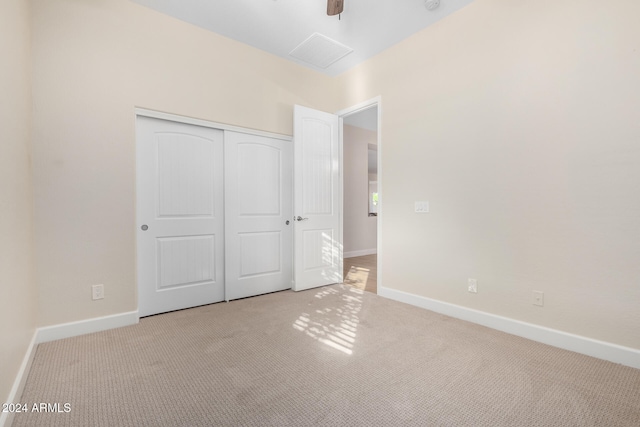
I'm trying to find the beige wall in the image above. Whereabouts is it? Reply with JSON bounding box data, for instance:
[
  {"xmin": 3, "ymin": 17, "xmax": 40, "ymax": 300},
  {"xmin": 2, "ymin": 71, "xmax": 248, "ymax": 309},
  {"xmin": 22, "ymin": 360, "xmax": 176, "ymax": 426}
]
[
  {"xmin": 31, "ymin": 0, "xmax": 339, "ymax": 327},
  {"xmin": 343, "ymin": 125, "xmax": 377, "ymax": 255},
  {"xmin": 338, "ymin": 0, "xmax": 640, "ymax": 349},
  {"xmin": 17, "ymin": 0, "xmax": 640, "ymax": 364},
  {"xmin": 0, "ymin": 0, "xmax": 36, "ymax": 407}
]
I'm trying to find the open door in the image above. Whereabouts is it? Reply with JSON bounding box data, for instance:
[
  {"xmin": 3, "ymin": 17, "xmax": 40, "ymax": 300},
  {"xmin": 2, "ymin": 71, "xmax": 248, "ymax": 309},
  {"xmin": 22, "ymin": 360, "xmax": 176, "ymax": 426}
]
[{"xmin": 292, "ymin": 105, "xmax": 342, "ymax": 291}]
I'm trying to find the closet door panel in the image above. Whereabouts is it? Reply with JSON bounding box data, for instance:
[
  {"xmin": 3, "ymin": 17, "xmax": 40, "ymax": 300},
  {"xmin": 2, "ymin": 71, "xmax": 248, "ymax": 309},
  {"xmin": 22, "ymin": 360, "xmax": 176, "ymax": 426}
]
[
  {"xmin": 137, "ymin": 117, "xmax": 224, "ymax": 317},
  {"xmin": 225, "ymin": 131, "xmax": 293, "ymax": 300}
]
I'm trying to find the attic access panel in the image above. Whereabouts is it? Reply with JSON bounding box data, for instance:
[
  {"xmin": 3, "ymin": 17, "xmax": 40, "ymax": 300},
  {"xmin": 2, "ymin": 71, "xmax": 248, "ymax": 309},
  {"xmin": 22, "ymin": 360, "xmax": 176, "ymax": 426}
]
[{"xmin": 289, "ymin": 33, "xmax": 353, "ymax": 69}]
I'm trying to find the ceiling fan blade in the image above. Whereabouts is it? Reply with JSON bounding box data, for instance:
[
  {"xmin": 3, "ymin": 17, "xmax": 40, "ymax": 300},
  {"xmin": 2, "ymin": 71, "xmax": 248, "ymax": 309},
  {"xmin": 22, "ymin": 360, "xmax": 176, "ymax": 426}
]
[{"xmin": 327, "ymin": 0, "xmax": 344, "ymax": 16}]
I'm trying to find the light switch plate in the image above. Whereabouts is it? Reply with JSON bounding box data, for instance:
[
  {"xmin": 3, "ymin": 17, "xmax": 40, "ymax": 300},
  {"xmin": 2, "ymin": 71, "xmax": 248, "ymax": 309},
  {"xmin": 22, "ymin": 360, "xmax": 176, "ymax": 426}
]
[
  {"xmin": 415, "ymin": 201, "xmax": 429, "ymax": 213},
  {"xmin": 92, "ymin": 284, "xmax": 104, "ymax": 300}
]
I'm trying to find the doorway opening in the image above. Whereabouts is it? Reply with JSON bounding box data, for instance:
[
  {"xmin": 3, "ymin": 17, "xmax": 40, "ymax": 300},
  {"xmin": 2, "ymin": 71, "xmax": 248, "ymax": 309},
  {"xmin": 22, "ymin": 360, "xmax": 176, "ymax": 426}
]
[{"xmin": 338, "ymin": 98, "xmax": 381, "ymax": 294}]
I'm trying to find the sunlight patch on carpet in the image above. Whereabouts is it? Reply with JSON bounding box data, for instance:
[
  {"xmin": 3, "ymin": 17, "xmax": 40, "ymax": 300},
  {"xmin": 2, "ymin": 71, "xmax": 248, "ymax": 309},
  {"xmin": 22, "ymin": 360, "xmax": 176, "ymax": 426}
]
[
  {"xmin": 344, "ymin": 266, "xmax": 370, "ymax": 291},
  {"xmin": 293, "ymin": 286, "xmax": 364, "ymax": 355}
]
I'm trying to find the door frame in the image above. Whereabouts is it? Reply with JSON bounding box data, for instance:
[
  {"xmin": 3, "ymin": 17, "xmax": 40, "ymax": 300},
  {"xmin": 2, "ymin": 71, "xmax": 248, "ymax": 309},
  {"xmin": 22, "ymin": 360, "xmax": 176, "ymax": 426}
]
[
  {"xmin": 335, "ymin": 96, "xmax": 382, "ymax": 293},
  {"xmin": 135, "ymin": 108, "xmax": 292, "ymax": 142}
]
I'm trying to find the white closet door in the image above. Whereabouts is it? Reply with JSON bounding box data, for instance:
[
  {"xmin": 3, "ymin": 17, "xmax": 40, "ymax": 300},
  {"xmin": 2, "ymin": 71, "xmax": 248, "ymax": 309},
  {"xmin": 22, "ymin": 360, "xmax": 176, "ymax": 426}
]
[
  {"xmin": 137, "ymin": 116, "xmax": 224, "ymax": 317},
  {"xmin": 224, "ymin": 131, "xmax": 293, "ymax": 300}
]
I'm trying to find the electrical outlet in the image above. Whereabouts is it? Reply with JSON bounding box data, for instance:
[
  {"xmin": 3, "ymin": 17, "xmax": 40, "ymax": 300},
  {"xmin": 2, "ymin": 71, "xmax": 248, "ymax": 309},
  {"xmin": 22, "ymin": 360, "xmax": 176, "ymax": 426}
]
[
  {"xmin": 533, "ymin": 291, "xmax": 544, "ymax": 307},
  {"xmin": 468, "ymin": 278, "xmax": 477, "ymax": 293},
  {"xmin": 92, "ymin": 284, "xmax": 104, "ymax": 300}
]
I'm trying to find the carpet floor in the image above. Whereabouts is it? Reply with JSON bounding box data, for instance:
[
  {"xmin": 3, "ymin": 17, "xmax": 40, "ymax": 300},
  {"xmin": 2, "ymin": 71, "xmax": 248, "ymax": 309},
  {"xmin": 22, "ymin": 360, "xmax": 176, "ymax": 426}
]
[{"xmin": 13, "ymin": 284, "xmax": 640, "ymax": 426}]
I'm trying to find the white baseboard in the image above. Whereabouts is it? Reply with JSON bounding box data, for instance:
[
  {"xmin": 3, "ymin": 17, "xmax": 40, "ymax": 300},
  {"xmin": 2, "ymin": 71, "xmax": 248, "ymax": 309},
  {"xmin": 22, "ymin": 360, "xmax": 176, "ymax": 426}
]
[
  {"xmin": 1, "ymin": 312, "xmax": 139, "ymax": 427},
  {"xmin": 379, "ymin": 286, "xmax": 640, "ymax": 370},
  {"xmin": 344, "ymin": 248, "xmax": 377, "ymax": 258},
  {"xmin": 0, "ymin": 332, "xmax": 37, "ymax": 427},
  {"xmin": 36, "ymin": 311, "xmax": 139, "ymax": 344}
]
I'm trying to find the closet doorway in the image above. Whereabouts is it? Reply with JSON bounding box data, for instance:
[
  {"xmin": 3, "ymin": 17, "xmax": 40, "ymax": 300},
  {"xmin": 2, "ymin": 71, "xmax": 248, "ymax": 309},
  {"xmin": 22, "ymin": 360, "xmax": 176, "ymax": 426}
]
[{"xmin": 136, "ymin": 114, "xmax": 292, "ymax": 317}]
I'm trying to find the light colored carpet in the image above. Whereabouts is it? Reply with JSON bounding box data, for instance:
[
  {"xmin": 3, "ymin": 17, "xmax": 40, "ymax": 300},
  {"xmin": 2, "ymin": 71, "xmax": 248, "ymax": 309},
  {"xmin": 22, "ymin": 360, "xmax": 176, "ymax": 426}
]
[{"xmin": 13, "ymin": 284, "xmax": 640, "ymax": 426}]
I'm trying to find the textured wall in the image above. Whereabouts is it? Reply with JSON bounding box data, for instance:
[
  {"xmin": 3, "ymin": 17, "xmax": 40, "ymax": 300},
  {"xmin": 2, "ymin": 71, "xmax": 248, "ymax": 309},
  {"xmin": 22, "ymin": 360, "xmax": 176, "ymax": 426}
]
[
  {"xmin": 338, "ymin": 0, "xmax": 640, "ymax": 349},
  {"xmin": 0, "ymin": 0, "xmax": 36, "ymax": 409},
  {"xmin": 30, "ymin": 0, "xmax": 339, "ymax": 327},
  {"xmin": 26, "ymin": 0, "xmax": 640, "ymax": 353}
]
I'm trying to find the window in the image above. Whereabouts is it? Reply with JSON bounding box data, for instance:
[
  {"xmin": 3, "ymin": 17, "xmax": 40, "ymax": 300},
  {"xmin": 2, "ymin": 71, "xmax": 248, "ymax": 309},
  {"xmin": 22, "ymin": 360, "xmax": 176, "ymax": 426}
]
[{"xmin": 369, "ymin": 181, "xmax": 378, "ymax": 216}]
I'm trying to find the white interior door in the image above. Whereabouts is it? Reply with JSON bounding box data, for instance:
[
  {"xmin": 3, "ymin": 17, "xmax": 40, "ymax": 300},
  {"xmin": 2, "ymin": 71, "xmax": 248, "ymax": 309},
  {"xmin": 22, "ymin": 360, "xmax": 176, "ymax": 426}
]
[
  {"xmin": 292, "ymin": 105, "xmax": 342, "ymax": 291},
  {"xmin": 137, "ymin": 116, "xmax": 225, "ymax": 317},
  {"xmin": 224, "ymin": 131, "xmax": 293, "ymax": 300}
]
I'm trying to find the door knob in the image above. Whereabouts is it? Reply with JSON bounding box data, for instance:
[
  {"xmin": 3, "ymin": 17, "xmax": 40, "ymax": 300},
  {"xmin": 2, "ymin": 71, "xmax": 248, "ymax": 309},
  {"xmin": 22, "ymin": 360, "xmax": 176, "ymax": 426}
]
[
  {"xmin": 286, "ymin": 220, "xmax": 290, "ymax": 225},
  {"xmin": 141, "ymin": 224, "xmax": 148, "ymax": 231},
  {"xmin": 296, "ymin": 216, "xmax": 309, "ymax": 222}
]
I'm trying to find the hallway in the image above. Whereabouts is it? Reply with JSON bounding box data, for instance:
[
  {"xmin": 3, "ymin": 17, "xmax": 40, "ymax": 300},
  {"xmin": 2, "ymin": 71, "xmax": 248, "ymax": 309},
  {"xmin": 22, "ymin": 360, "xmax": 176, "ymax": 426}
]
[{"xmin": 343, "ymin": 254, "xmax": 377, "ymax": 294}]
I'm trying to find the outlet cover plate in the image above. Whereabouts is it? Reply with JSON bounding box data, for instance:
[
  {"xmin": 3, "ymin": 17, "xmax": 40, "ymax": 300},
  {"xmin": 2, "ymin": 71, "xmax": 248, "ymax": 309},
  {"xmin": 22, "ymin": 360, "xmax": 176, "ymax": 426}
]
[
  {"xmin": 468, "ymin": 278, "xmax": 477, "ymax": 293},
  {"xmin": 533, "ymin": 291, "xmax": 544, "ymax": 306},
  {"xmin": 92, "ymin": 284, "xmax": 104, "ymax": 300}
]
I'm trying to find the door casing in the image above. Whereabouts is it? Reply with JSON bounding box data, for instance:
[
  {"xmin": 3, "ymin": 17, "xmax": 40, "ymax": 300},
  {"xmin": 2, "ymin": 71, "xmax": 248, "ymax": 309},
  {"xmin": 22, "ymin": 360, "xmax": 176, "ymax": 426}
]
[{"xmin": 335, "ymin": 96, "xmax": 382, "ymax": 293}]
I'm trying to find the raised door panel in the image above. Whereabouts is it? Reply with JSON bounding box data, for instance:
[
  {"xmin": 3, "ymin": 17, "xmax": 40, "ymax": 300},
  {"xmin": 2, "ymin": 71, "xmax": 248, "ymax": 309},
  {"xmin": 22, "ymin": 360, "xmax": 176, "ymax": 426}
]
[
  {"xmin": 239, "ymin": 231, "xmax": 281, "ymax": 278},
  {"xmin": 301, "ymin": 119, "xmax": 333, "ymax": 216},
  {"xmin": 157, "ymin": 235, "xmax": 216, "ymax": 289},
  {"xmin": 237, "ymin": 143, "xmax": 281, "ymax": 216},
  {"xmin": 157, "ymin": 134, "xmax": 216, "ymax": 218}
]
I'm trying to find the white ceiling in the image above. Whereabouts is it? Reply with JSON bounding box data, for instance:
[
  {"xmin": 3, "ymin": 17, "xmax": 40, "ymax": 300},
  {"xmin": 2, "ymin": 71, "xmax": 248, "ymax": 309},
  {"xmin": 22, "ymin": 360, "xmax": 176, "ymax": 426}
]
[{"xmin": 131, "ymin": 0, "xmax": 476, "ymax": 76}]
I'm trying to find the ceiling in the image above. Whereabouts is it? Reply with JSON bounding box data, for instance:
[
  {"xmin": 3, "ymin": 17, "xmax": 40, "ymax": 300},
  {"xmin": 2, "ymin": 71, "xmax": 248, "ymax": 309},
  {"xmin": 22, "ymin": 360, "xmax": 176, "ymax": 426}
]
[
  {"xmin": 343, "ymin": 106, "xmax": 377, "ymax": 131},
  {"xmin": 131, "ymin": 0, "xmax": 476, "ymax": 76}
]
